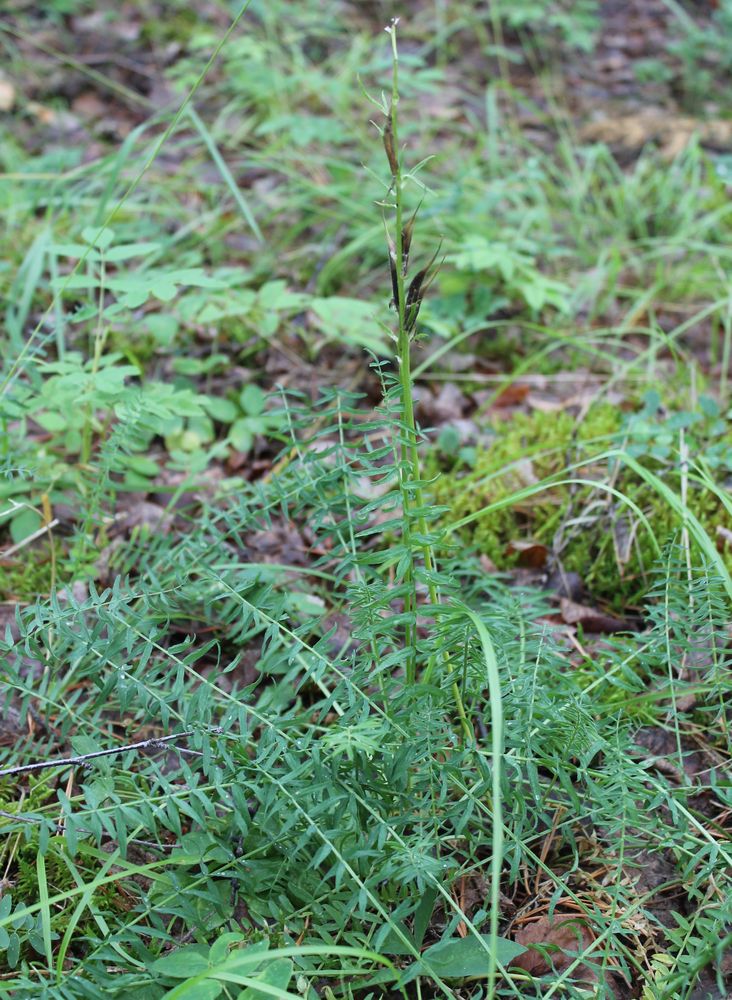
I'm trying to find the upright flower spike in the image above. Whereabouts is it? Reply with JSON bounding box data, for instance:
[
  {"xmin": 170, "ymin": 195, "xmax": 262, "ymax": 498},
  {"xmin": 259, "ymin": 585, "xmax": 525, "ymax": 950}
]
[{"xmin": 379, "ymin": 17, "xmax": 472, "ymax": 746}]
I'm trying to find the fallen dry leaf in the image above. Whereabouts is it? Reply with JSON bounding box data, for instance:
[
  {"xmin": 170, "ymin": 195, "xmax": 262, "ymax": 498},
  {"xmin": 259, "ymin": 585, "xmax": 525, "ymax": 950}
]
[
  {"xmin": 417, "ymin": 382, "xmax": 469, "ymax": 424},
  {"xmin": 716, "ymin": 525, "xmax": 732, "ymax": 551},
  {"xmin": 72, "ymin": 91, "xmax": 107, "ymax": 121},
  {"xmin": 112, "ymin": 501, "xmax": 173, "ymax": 537},
  {"xmin": 511, "ymin": 914, "xmax": 596, "ymax": 978},
  {"xmin": 612, "ymin": 513, "xmax": 637, "ymax": 567},
  {"xmin": 580, "ymin": 109, "xmax": 732, "ymax": 160},
  {"xmin": 0, "ymin": 78, "xmax": 15, "ymax": 112},
  {"xmin": 505, "ymin": 539, "xmax": 549, "ymax": 569},
  {"xmin": 493, "ymin": 383, "xmax": 530, "ymax": 408},
  {"xmin": 27, "ymin": 102, "xmax": 58, "ymax": 125},
  {"xmin": 544, "ymin": 568, "xmax": 584, "ymax": 601},
  {"xmin": 560, "ymin": 597, "xmax": 628, "ymax": 633},
  {"xmin": 479, "ymin": 553, "xmax": 497, "ymax": 574}
]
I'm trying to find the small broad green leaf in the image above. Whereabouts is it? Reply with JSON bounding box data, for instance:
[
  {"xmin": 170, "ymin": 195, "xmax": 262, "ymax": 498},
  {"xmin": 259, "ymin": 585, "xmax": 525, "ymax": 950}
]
[
  {"xmin": 172, "ymin": 355, "xmax": 229, "ymax": 376},
  {"xmin": 119, "ymin": 288, "xmax": 153, "ymax": 308},
  {"xmin": 103, "ymin": 242, "xmax": 160, "ymax": 261},
  {"xmin": 145, "ymin": 313, "xmax": 179, "ymax": 345},
  {"xmin": 117, "ymin": 454, "xmax": 160, "ymax": 477},
  {"xmin": 52, "ymin": 243, "xmax": 102, "ymax": 260},
  {"xmin": 237, "ymin": 957, "xmax": 293, "ymax": 999},
  {"xmin": 70, "ymin": 735, "xmax": 102, "ymax": 756},
  {"xmin": 153, "ymin": 948, "xmax": 210, "ymax": 977},
  {"xmin": 35, "ymin": 411, "xmax": 67, "ymax": 432},
  {"xmin": 309, "ymin": 297, "xmax": 388, "ymax": 354},
  {"xmin": 149, "ymin": 277, "xmax": 178, "ymax": 302},
  {"xmin": 163, "ymin": 268, "xmax": 226, "ymax": 289},
  {"xmin": 240, "ymin": 384, "xmax": 265, "ymax": 416},
  {"xmin": 7, "ymin": 932, "xmax": 20, "ymax": 967},
  {"xmin": 163, "ymin": 980, "xmax": 222, "ymax": 1000},
  {"xmin": 188, "ymin": 415, "xmax": 215, "ymax": 443},
  {"xmin": 10, "ymin": 507, "xmax": 42, "ymax": 544},
  {"xmin": 208, "ymin": 932, "xmax": 249, "ymax": 966},
  {"xmin": 51, "ymin": 274, "xmax": 102, "ymax": 291},
  {"xmin": 256, "ymin": 280, "xmax": 307, "ymax": 312},
  {"xmin": 376, "ymin": 924, "xmax": 418, "ymax": 957},
  {"xmin": 196, "ymin": 289, "xmax": 257, "ymax": 323},
  {"xmin": 420, "ymin": 934, "xmax": 525, "ymax": 979},
  {"xmin": 229, "ymin": 419, "xmax": 254, "ymax": 453},
  {"xmin": 166, "ymin": 428, "xmax": 206, "ymax": 453},
  {"xmin": 82, "ymin": 226, "xmax": 114, "ymax": 249},
  {"xmin": 202, "ymin": 396, "xmax": 239, "ymax": 423}
]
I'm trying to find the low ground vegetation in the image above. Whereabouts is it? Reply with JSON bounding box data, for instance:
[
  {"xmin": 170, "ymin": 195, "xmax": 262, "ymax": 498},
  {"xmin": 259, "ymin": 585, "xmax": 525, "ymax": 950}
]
[{"xmin": 1, "ymin": 2, "xmax": 731, "ymax": 998}]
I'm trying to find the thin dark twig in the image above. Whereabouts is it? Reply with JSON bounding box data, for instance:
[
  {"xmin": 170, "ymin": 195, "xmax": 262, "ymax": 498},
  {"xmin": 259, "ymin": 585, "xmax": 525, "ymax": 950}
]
[
  {"xmin": 0, "ymin": 808, "xmax": 38, "ymax": 823},
  {"xmin": 0, "ymin": 731, "xmax": 198, "ymax": 779}
]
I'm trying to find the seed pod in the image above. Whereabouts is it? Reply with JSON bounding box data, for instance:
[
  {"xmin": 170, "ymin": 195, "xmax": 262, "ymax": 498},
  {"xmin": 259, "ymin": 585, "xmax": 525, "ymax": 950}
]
[
  {"xmin": 404, "ymin": 242, "xmax": 442, "ymax": 333},
  {"xmin": 401, "ymin": 203, "xmax": 420, "ymax": 275},
  {"xmin": 383, "ymin": 109, "xmax": 398, "ymax": 176},
  {"xmin": 384, "ymin": 225, "xmax": 399, "ymax": 308}
]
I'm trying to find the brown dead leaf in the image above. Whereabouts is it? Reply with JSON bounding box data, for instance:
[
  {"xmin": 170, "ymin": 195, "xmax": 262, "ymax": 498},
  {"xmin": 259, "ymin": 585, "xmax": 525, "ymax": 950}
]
[
  {"xmin": 27, "ymin": 101, "xmax": 57, "ymax": 125},
  {"xmin": 511, "ymin": 914, "xmax": 595, "ymax": 979},
  {"xmin": 716, "ymin": 525, "xmax": 732, "ymax": 551},
  {"xmin": 504, "ymin": 458, "xmax": 539, "ymax": 490},
  {"xmin": 560, "ymin": 597, "xmax": 628, "ymax": 633},
  {"xmin": 479, "ymin": 553, "xmax": 497, "ymax": 574},
  {"xmin": 112, "ymin": 501, "xmax": 173, "ymax": 537},
  {"xmin": 0, "ymin": 78, "xmax": 16, "ymax": 113},
  {"xmin": 612, "ymin": 514, "xmax": 637, "ymax": 567},
  {"xmin": 0, "ymin": 705, "xmax": 26, "ymax": 746},
  {"xmin": 72, "ymin": 91, "xmax": 106, "ymax": 121},
  {"xmin": 56, "ymin": 581, "xmax": 89, "ymax": 605},
  {"xmin": 417, "ymin": 383, "xmax": 468, "ymax": 424},
  {"xmin": 493, "ymin": 383, "xmax": 530, "ymax": 408},
  {"xmin": 0, "ymin": 602, "xmax": 21, "ymax": 642},
  {"xmin": 580, "ymin": 109, "xmax": 732, "ymax": 160},
  {"xmin": 673, "ymin": 692, "xmax": 697, "ymax": 713},
  {"xmin": 243, "ymin": 521, "xmax": 309, "ymax": 566},
  {"xmin": 544, "ymin": 568, "xmax": 585, "ymax": 601},
  {"xmin": 505, "ymin": 539, "xmax": 549, "ymax": 569}
]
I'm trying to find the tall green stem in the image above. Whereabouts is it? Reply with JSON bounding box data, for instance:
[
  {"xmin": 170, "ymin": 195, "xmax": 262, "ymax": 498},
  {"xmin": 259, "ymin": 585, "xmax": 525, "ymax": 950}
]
[
  {"xmin": 386, "ymin": 22, "xmax": 471, "ymax": 743},
  {"xmin": 388, "ymin": 24, "xmax": 438, "ymax": 592}
]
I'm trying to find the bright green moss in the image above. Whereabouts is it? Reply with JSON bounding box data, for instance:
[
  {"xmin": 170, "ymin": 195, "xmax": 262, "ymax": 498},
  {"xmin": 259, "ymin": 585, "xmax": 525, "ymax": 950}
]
[
  {"xmin": 0, "ymin": 545, "xmax": 57, "ymax": 602},
  {"xmin": 431, "ymin": 403, "xmax": 732, "ymax": 607}
]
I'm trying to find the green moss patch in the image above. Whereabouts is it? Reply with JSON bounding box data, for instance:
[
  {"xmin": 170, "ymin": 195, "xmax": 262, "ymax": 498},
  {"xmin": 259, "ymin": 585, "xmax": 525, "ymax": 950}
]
[{"xmin": 431, "ymin": 399, "xmax": 732, "ymax": 606}]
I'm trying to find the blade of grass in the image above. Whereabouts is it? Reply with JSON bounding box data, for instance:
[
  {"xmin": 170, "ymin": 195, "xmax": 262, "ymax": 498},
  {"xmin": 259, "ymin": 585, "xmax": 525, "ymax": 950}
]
[
  {"xmin": 458, "ymin": 605, "xmax": 504, "ymax": 1000},
  {"xmin": 616, "ymin": 451, "xmax": 732, "ymax": 601},
  {"xmin": 186, "ymin": 106, "xmax": 263, "ymax": 243},
  {"xmin": 36, "ymin": 851, "xmax": 53, "ymax": 972}
]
